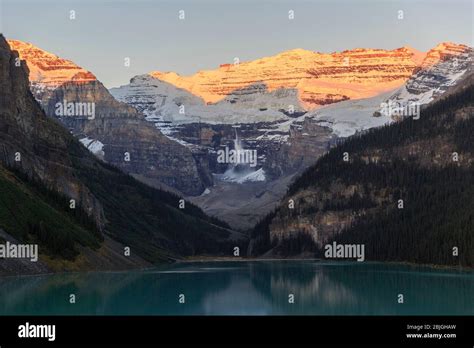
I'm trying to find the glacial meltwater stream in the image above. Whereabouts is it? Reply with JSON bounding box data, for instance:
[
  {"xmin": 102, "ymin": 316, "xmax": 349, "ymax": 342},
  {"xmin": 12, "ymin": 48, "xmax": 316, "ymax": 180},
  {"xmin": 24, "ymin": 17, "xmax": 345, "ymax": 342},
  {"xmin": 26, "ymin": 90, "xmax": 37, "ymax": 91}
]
[{"xmin": 0, "ymin": 261, "xmax": 473, "ymax": 315}]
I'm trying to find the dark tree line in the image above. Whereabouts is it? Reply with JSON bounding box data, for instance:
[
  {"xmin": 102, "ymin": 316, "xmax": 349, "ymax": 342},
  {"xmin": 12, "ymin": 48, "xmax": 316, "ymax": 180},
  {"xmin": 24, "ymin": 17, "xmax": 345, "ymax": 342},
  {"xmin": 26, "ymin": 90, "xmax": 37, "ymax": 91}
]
[{"xmin": 250, "ymin": 83, "xmax": 474, "ymax": 266}]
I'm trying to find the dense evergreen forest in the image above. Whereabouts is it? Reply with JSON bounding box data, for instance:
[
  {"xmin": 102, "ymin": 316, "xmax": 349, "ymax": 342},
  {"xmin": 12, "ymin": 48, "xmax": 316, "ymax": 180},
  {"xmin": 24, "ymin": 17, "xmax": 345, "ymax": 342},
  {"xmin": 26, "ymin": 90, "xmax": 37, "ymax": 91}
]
[
  {"xmin": 67, "ymin": 139, "xmax": 241, "ymax": 261},
  {"xmin": 0, "ymin": 33, "xmax": 241, "ymax": 270},
  {"xmin": 0, "ymin": 165, "xmax": 103, "ymax": 260},
  {"xmin": 0, "ymin": 155, "xmax": 238, "ymax": 263},
  {"xmin": 250, "ymin": 83, "xmax": 474, "ymax": 267}
]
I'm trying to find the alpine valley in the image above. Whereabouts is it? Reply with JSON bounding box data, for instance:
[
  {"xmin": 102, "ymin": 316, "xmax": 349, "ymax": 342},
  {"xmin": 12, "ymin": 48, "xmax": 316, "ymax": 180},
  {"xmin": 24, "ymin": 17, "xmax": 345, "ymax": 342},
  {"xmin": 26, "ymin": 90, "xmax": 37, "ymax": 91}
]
[
  {"xmin": 110, "ymin": 42, "xmax": 471, "ymax": 230},
  {"xmin": 1, "ymin": 35, "xmax": 473, "ymax": 274}
]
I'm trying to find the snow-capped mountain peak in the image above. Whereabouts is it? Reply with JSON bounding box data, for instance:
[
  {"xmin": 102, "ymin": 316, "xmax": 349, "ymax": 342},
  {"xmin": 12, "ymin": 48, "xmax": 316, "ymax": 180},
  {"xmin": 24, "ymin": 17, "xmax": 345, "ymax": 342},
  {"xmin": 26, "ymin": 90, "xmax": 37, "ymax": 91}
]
[
  {"xmin": 145, "ymin": 46, "xmax": 422, "ymax": 109},
  {"xmin": 387, "ymin": 43, "xmax": 473, "ymax": 106}
]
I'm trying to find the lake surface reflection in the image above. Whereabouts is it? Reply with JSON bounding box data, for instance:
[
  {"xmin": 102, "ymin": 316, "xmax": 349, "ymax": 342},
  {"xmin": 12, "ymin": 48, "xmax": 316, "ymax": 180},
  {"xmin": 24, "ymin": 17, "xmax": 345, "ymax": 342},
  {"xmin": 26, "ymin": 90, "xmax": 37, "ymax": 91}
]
[{"xmin": 0, "ymin": 261, "xmax": 472, "ymax": 315}]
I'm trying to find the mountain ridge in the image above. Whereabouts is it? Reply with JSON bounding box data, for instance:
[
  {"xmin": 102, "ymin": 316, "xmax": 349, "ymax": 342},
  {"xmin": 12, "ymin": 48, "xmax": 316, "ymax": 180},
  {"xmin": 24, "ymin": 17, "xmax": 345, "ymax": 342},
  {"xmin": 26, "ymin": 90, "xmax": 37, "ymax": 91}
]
[
  {"xmin": 0, "ymin": 35, "xmax": 244, "ymax": 275},
  {"xmin": 8, "ymin": 39, "xmax": 213, "ymax": 196},
  {"xmin": 146, "ymin": 43, "xmax": 468, "ymax": 108}
]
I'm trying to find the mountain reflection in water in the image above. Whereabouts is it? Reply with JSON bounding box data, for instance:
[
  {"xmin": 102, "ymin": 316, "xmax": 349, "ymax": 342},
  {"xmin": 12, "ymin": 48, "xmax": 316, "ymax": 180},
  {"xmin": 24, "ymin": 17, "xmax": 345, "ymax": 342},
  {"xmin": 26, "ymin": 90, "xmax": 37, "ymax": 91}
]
[{"xmin": 0, "ymin": 261, "xmax": 472, "ymax": 315}]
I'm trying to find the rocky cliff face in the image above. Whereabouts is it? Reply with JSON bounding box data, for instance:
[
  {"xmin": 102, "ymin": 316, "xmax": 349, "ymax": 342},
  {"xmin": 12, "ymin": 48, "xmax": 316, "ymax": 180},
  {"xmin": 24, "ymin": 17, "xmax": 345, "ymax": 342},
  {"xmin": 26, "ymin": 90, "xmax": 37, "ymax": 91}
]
[
  {"xmin": 420, "ymin": 42, "xmax": 470, "ymax": 68},
  {"xmin": 8, "ymin": 40, "xmax": 211, "ymax": 196},
  {"xmin": 263, "ymin": 117, "xmax": 335, "ymax": 178},
  {"xmin": 387, "ymin": 43, "xmax": 472, "ymax": 105},
  {"xmin": 7, "ymin": 40, "xmax": 96, "ymax": 103},
  {"xmin": 45, "ymin": 80, "xmax": 209, "ymax": 195},
  {"xmin": 0, "ymin": 37, "xmax": 104, "ymax": 227},
  {"xmin": 0, "ymin": 36, "xmax": 244, "ymax": 274},
  {"xmin": 300, "ymin": 43, "xmax": 472, "ymax": 139}
]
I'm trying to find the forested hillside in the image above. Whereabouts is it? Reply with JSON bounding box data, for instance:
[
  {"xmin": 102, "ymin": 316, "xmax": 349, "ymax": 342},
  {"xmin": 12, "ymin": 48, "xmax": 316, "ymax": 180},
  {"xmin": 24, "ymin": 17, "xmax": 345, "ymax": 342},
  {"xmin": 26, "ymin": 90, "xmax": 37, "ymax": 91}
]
[
  {"xmin": 249, "ymin": 78, "xmax": 474, "ymax": 267},
  {"xmin": 0, "ymin": 35, "xmax": 242, "ymax": 274}
]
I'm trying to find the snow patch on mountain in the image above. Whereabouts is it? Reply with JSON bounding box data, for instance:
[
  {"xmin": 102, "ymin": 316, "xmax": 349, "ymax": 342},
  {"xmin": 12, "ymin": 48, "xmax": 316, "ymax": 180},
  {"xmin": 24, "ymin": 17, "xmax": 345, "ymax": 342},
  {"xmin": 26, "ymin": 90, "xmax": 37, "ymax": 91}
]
[
  {"xmin": 310, "ymin": 45, "xmax": 473, "ymax": 139},
  {"xmin": 109, "ymin": 75, "xmax": 292, "ymax": 126},
  {"xmin": 80, "ymin": 137, "xmax": 104, "ymax": 158},
  {"xmin": 306, "ymin": 90, "xmax": 395, "ymax": 137}
]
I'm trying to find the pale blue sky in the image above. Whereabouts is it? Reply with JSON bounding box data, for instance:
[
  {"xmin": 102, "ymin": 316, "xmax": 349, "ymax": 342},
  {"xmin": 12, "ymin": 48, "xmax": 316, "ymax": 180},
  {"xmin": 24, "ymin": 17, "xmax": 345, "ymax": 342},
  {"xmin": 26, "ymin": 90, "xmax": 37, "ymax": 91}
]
[{"xmin": 1, "ymin": 0, "xmax": 472, "ymax": 88}]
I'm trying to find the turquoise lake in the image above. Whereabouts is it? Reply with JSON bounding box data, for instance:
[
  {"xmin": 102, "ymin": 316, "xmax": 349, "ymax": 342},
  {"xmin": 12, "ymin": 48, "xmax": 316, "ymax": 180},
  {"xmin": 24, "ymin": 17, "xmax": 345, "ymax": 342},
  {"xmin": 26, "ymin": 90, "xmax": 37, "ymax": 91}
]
[{"xmin": 0, "ymin": 261, "xmax": 473, "ymax": 315}]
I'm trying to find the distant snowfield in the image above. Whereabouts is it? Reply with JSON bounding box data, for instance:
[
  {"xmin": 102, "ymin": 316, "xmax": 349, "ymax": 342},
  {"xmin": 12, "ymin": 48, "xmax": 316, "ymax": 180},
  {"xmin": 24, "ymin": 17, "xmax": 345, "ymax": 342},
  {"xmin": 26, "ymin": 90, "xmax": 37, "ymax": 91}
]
[
  {"xmin": 306, "ymin": 90, "xmax": 396, "ymax": 138},
  {"xmin": 108, "ymin": 77, "xmax": 406, "ymax": 142},
  {"xmin": 109, "ymin": 75, "xmax": 397, "ymax": 144},
  {"xmin": 109, "ymin": 75, "xmax": 294, "ymax": 126}
]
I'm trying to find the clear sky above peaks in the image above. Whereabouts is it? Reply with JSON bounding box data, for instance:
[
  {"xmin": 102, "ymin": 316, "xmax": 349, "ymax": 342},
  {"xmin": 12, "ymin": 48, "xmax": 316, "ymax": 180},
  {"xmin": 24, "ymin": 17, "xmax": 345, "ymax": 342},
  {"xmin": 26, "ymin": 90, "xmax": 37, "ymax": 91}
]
[{"xmin": 1, "ymin": 0, "xmax": 472, "ymax": 88}]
